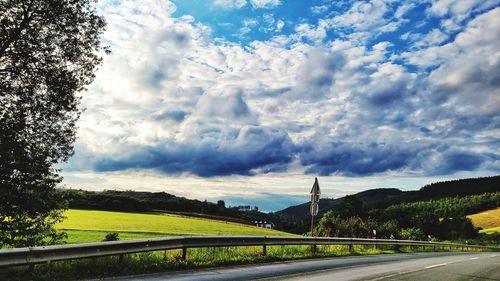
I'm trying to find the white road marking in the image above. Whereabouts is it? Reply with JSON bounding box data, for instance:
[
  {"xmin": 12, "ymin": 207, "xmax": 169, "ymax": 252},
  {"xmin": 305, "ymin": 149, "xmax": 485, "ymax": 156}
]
[
  {"xmin": 425, "ymin": 263, "xmax": 448, "ymax": 269},
  {"xmin": 470, "ymin": 257, "xmax": 480, "ymax": 260},
  {"xmin": 491, "ymin": 255, "xmax": 497, "ymax": 257}
]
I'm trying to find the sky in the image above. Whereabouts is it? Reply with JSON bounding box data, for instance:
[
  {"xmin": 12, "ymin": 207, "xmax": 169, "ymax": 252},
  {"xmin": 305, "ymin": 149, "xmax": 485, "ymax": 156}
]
[{"xmin": 61, "ymin": 0, "xmax": 500, "ymax": 212}]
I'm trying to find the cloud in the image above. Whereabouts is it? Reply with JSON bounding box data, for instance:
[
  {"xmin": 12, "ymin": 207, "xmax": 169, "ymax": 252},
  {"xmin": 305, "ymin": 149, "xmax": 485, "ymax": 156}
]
[
  {"xmin": 294, "ymin": 22, "xmax": 328, "ymax": 43},
  {"xmin": 214, "ymin": 0, "xmax": 247, "ymax": 9},
  {"xmin": 276, "ymin": 19, "xmax": 284, "ymax": 32},
  {"xmin": 213, "ymin": 0, "xmax": 280, "ymax": 9},
  {"xmin": 249, "ymin": 0, "xmax": 281, "ymax": 9},
  {"xmin": 94, "ymin": 125, "xmax": 295, "ymax": 177},
  {"xmin": 408, "ymin": 8, "xmax": 500, "ymax": 118},
  {"xmin": 412, "ymin": 28, "xmax": 449, "ymax": 48},
  {"xmin": 323, "ymin": 0, "xmax": 404, "ymax": 42},
  {"xmin": 311, "ymin": 4, "xmax": 329, "ymax": 15},
  {"xmin": 427, "ymin": 0, "xmax": 499, "ymax": 32},
  {"xmin": 64, "ymin": 0, "xmax": 500, "ymax": 180}
]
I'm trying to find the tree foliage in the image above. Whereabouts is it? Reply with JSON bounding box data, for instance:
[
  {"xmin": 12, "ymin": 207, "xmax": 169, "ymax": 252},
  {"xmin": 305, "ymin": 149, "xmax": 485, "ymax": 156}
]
[{"xmin": 0, "ymin": 0, "xmax": 107, "ymax": 247}]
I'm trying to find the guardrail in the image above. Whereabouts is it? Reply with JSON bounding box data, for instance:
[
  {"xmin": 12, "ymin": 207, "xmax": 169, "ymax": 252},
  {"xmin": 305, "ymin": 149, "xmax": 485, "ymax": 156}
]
[{"xmin": 0, "ymin": 236, "xmax": 497, "ymax": 267}]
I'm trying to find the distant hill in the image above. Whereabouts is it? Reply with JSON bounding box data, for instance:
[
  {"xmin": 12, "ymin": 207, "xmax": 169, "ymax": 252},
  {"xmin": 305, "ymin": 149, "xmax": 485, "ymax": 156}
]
[
  {"xmin": 276, "ymin": 175, "xmax": 500, "ymax": 219},
  {"xmin": 371, "ymin": 175, "xmax": 500, "ymax": 209},
  {"xmin": 276, "ymin": 188, "xmax": 402, "ymax": 219}
]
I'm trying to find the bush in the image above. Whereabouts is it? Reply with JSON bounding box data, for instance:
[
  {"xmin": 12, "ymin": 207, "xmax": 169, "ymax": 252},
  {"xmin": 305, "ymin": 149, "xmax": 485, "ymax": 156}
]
[
  {"xmin": 103, "ymin": 233, "xmax": 120, "ymax": 242},
  {"xmin": 399, "ymin": 228, "xmax": 425, "ymax": 241}
]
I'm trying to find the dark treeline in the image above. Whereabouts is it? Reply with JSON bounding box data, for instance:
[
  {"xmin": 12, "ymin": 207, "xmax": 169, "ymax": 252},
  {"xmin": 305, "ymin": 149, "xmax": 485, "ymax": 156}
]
[
  {"xmin": 370, "ymin": 175, "xmax": 500, "ymax": 209},
  {"xmin": 316, "ymin": 192, "xmax": 500, "ymax": 241}
]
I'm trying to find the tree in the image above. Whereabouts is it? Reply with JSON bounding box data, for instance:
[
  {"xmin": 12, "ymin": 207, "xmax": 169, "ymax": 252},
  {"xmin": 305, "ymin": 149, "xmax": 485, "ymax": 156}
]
[
  {"xmin": 217, "ymin": 200, "xmax": 226, "ymax": 208},
  {"xmin": 337, "ymin": 195, "xmax": 364, "ymax": 218},
  {"xmin": 0, "ymin": 0, "xmax": 107, "ymax": 247}
]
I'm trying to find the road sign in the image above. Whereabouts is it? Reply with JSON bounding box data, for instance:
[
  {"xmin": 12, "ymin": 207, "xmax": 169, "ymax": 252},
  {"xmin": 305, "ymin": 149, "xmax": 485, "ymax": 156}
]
[
  {"xmin": 310, "ymin": 177, "xmax": 321, "ymax": 237},
  {"xmin": 310, "ymin": 203, "xmax": 319, "ymax": 216},
  {"xmin": 310, "ymin": 177, "xmax": 320, "ymax": 217},
  {"xmin": 310, "ymin": 177, "xmax": 321, "ymax": 198}
]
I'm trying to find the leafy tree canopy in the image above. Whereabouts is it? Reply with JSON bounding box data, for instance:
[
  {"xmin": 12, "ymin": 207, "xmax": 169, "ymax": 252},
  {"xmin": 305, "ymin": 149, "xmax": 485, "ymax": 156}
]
[{"xmin": 0, "ymin": 0, "xmax": 107, "ymax": 247}]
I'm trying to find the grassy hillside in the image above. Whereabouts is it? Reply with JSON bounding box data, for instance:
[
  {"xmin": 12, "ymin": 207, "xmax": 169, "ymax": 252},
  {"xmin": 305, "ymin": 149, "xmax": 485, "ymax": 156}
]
[
  {"xmin": 467, "ymin": 207, "xmax": 500, "ymax": 233},
  {"xmin": 57, "ymin": 209, "xmax": 293, "ymax": 243}
]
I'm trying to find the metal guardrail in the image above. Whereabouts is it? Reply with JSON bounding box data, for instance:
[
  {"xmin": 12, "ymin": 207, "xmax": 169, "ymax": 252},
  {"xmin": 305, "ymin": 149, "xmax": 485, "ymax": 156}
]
[{"xmin": 0, "ymin": 236, "xmax": 497, "ymax": 267}]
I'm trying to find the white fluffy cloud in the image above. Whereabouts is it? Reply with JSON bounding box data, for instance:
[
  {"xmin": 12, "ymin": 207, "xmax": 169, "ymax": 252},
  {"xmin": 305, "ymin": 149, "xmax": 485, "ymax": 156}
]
[
  {"xmin": 213, "ymin": 0, "xmax": 281, "ymax": 9},
  {"xmin": 214, "ymin": 0, "xmax": 247, "ymax": 9},
  {"xmin": 65, "ymin": 0, "xmax": 500, "ymax": 180},
  {"xmin": 249, "ymin": 0, "xmax": 281, "ymax": 9}
]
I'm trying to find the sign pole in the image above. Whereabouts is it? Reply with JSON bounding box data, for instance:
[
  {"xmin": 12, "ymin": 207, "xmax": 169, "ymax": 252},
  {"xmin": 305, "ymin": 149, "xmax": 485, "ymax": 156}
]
[{"xmin": 310, "ymin": 214, "xmax": 315, "ymax": 237}]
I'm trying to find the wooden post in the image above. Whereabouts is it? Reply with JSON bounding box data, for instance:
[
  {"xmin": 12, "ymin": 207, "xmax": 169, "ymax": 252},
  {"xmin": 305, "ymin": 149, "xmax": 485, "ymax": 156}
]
[{"xmin": 182, "ymin": 247, "xmax": 187, "ymax": 260}]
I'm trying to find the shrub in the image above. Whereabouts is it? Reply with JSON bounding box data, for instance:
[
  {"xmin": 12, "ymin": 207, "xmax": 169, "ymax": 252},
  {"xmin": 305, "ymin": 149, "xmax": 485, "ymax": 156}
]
[{"xmin": 103, "ymin": 233, "xmax": 120, "ymax": 242}]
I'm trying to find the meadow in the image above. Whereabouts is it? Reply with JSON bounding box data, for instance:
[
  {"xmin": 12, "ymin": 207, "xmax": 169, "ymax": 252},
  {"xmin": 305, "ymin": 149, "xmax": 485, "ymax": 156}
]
[
  {"xmin": 57, "ymin": 209, "xmax": 293, "ymax": 243},
  {"xmin": 467, "ymin": 207, "xmax": 500, "ymax": 234}
]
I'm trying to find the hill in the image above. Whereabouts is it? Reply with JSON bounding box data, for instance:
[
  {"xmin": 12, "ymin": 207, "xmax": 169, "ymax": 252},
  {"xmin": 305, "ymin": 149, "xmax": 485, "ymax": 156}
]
[
  {"xmin": 277, "ymin": 175, "xmax": 500, "ymax": 218},
  {"xmin": 57, "ymin": 209, "xmax": 293, "ymax": 244},
  {"xmin": 276, "ymin": 188, "xmax": 402, "ymax": 219}
]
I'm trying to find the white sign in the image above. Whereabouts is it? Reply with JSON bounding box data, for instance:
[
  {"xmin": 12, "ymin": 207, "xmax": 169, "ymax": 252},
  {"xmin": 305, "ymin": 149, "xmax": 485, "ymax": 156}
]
[{"xmin": 310, "ymin": 202, "xmax": 319, "ymax": 216}]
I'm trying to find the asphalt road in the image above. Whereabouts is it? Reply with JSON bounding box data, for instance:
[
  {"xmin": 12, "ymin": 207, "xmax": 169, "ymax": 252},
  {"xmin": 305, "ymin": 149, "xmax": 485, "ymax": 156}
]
[{"xmin": 103, "ymin": 252, "xmax": 499, "ymax": 281}]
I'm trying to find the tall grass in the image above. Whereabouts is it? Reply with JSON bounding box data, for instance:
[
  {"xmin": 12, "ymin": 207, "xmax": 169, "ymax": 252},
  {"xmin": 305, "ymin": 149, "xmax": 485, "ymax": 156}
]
[{"xmin": 0, "ymin": 244, "xmax": 484, "ymax": 281}]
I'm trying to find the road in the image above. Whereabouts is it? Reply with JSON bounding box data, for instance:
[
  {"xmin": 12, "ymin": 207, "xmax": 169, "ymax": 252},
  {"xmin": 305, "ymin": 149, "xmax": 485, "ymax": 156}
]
[{"xmin": 103, "ymin": 252, "xmax": 499, "ymax": 281}]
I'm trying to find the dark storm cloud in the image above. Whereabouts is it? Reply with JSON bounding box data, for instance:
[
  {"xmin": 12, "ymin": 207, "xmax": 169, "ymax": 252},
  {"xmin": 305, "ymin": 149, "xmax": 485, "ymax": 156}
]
[
  {"xmin": 299, "ymin": 139, "xmax": 495, "ymax": 177},
  {"xmin": 94, "ymin": 126, "xmax": 295, "ymax": 177},
  {"xmin": 299, "ymin": 141, "xmax": 416, "ymax": 176}
]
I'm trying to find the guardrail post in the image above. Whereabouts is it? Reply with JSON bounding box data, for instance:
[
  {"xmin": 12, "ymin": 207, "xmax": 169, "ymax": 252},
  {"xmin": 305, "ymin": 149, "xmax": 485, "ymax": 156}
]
[
  {"xmin": 182, "ymin": 247, "xmax": 187, "ymax": 260},
  {"xmin": 349, "ymin": 243, "xmax": 354, "ymax": 253},
  {"xmin": 312, "ymin": 244, "xmax": 317, "ymax": 255},
  {"xmin": 263, "ymin": 244, "xmax": 267, "ymax": 256}
]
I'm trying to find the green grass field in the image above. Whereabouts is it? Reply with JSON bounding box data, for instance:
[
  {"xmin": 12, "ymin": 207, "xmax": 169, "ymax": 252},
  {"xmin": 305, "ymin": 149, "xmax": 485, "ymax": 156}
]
[
  {"xmin": 57, "ymin": 209, "xmax": 293, "ymax": 243},
  {"xmin": 467, "ymin": 207, "xmax": 500, "ymax": 234}
]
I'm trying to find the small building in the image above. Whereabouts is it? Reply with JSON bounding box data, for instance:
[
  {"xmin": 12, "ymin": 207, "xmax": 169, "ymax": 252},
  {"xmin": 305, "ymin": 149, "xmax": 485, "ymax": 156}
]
[
  {"xmin": 254, "ymin": 221, "xmax": 274, "ymax": 229},
  {"xmin": 236, "ymin": 205, "xmax": 258, "ymax": 212}
]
